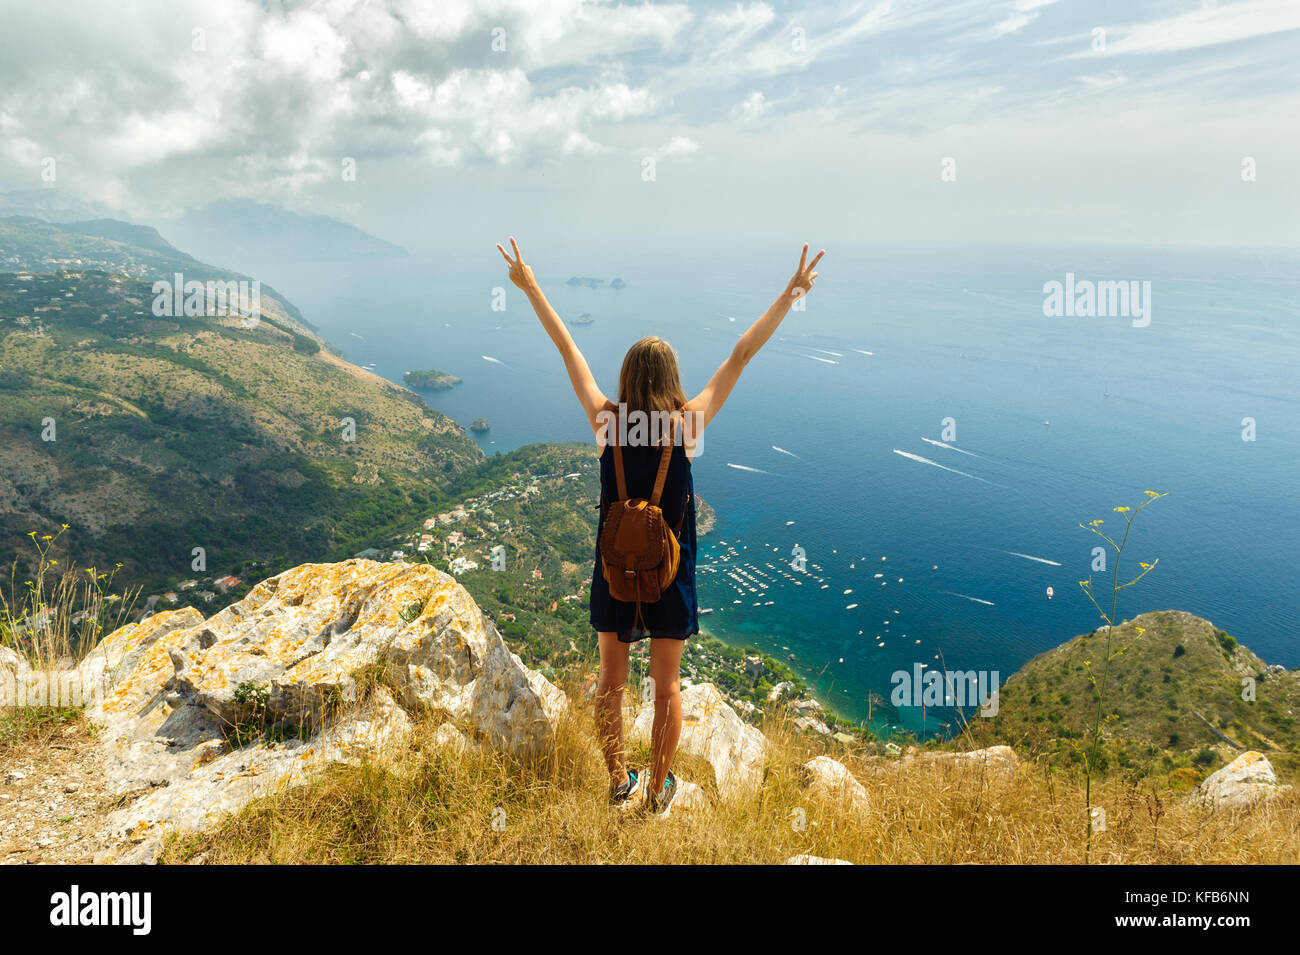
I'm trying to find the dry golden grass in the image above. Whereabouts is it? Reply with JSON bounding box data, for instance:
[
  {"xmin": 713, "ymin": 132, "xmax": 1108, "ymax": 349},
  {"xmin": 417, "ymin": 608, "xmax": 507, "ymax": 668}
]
[{"xmin": 160, "ymin": 683, "xmax": 1300, "ymax": 865}]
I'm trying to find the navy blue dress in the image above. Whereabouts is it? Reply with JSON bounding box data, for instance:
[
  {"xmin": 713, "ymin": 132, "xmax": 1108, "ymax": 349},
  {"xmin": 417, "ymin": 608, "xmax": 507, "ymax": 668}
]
[{"xmin": 589, "ymin": 432, "xmax": 698, "ymax": 643}]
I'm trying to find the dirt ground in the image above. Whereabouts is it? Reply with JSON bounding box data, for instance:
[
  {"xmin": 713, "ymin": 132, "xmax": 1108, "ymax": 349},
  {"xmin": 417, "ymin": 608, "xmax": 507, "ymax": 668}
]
[{"xmin": 0, "ymin": 715, "xmax": 117, "ymax": 865}]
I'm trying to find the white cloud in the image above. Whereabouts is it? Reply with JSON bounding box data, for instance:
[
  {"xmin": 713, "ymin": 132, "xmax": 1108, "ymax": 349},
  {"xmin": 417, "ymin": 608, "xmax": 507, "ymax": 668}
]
[
  {"xmin": 0, "ymin": 0, "xmax": 1295, "ymax": 246},
  {"xmin": 986, "ymin": 0, "xmax": 1060, "ymax": 38},
  {"xmin": 649, "ymin": 136, "xmax": 700, "ymax": 161},
  {"xmin": 731, "ymin": 91, "xmax": 772, "ymax": 122},
  {"xmin": 1065, "ymin": 0, "xmax": 1300, "ymax": 56}
]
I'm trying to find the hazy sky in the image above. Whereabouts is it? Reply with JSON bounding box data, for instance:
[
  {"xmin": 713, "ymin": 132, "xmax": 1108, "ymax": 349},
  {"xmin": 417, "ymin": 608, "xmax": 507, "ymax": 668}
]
[{"xmin": 2, "ymin": 0, "xmax": 1298, "ymax": 253}]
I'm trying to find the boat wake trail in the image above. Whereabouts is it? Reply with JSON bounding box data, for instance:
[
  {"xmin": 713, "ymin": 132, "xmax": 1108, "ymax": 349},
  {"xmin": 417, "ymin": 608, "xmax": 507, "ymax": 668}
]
[
  {"xmin": 942, "ymin": 591, "xmax": 996, "ymax": 606},
  {"xmin": 727, "ymin": 462, "xmax": 775, "ymax": 475},
  {"xmin": 996, "ymin": 549, "xmax": 1062, "ymax": 567},
  {"xmin": 921, "ymin": 437, "xmax": 979, "ymax": 458},
  {"xmin": 772, "ymin": 446, "xmax": 801, "ymax": 460},
  {"xmin": 891, "ymin": 449, "xmax": 1005, "ymax": 487},
  {"xmin": 481, "ymin": 355, "xmax": 509, "ymax": 367}
]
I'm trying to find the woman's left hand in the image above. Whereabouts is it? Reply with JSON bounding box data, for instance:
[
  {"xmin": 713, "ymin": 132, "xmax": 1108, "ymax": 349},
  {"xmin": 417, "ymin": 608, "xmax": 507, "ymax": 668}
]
[
  {"xmin": 496, "ymin": 236, "xmax": 538, "ymax": 293},
  {"xmin": 786, "ymin": 243, "xmax": 825, "ymax": 300}
]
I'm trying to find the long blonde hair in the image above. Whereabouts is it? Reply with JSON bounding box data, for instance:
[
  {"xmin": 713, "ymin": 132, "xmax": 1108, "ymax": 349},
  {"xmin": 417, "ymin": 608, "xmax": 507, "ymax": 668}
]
[{"xmin": 618, "ymin": 336, "xmax": 687, "ymax": 420}]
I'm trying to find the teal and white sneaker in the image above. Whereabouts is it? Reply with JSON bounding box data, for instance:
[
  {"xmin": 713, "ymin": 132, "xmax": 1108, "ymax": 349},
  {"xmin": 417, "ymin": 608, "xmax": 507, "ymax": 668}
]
[
  {"xmin": 610, "ymin": 769, "xmax": 642, "ymax": 809},
  {"xmin": 644, "ymin": 770, "xmax": 677, "ymax": 818}
]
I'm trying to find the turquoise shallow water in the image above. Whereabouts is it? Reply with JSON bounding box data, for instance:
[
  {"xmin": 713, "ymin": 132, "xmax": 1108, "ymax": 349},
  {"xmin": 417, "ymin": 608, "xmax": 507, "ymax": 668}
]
[{"xmin": 257, "ymin": 242, "xmax": 1300, "ymax": 736}]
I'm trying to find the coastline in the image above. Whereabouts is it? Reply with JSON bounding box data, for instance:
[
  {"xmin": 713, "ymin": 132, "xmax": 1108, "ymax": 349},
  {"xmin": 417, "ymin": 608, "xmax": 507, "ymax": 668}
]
[
  {"xmin": 696, "ymin": 622, "xmax": 852, "ymax": 728},
  {"xmin": 694, "ymin": 501, "xmax": 853, "ymax": 729}
]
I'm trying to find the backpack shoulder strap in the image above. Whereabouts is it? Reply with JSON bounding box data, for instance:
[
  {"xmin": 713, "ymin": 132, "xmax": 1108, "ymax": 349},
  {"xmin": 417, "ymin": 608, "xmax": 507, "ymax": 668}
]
[
  {"xmin": 649, "ymin": 412, "xmax": 679, "ymax": 506},
  {"xmin": 611, "ymin": 428, "xmax": 629, "ymax": 502},
  {"xmin": 671, "ymin": 488, "xmax": 689, "ymax": 536},
  {"xmin": 669, "ymin": 406, "xmax": 691, "ymax": 535}
]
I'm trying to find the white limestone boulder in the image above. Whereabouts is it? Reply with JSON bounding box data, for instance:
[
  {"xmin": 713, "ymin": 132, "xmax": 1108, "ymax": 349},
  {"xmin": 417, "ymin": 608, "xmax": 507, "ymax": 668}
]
[
  {"xmin": 1193, "ymin": 751, "xmax": 1291, "ymax": 811},
  {"xmin": 80, "ymin": 558, "xmax": 566, "ymax": 862},
  {"xmin": 630, "ymin": 682, "xmax": 767, "ymax": 795},
  {"xmin": 799, "ymin": 755, "xmax": 869, "ymax": 813},
  {"xmin": 672, "ymin": 778, "xmax": 709, "ymax": 813}
]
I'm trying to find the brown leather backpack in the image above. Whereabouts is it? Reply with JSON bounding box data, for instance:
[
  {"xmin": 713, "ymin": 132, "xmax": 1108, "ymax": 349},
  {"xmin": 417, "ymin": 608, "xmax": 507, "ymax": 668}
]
[{"xmin": 599, "ymin": 410, "xmax": 686, "ymax": 633}]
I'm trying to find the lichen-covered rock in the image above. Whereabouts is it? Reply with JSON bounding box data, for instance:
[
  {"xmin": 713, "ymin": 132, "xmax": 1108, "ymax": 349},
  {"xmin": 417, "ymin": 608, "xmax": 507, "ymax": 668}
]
[
  {"xmin": 1193, "ymin": 750, "xmax": 1291, "ymax": 811},
  {"xmin": 630, "ymin": 683, "xmax": 767, "ymax": 795},
  {"xmin": 77, "ymin": 608, "xmax": 203, "ymax": 709},
  {"xmin": 800, "ymin": 755, "xmax": 869, "ymax": 812},
  {"xmin": 80, "ymin": 558, "xmax": 566, "ymax": 862},
  {"xmin": 92, "ymin": 687, "xmax": 411, "ymax": 862}
]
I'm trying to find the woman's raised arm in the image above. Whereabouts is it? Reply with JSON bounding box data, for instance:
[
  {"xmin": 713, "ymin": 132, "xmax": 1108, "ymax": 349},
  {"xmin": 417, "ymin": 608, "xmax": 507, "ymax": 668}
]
[
  {"xmin": 496, "ymin": 236, "xmax": 610, "ymax": 435},
  {"xmin": 686, "ymin": 243, "xmax": 824, "ymax": 434}
]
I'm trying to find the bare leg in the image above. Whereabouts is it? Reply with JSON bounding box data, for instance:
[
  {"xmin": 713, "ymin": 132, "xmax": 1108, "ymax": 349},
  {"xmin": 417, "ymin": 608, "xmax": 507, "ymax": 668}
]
[
  {"xmin": 595, "ymin": 631, "xmax": 631, "ymax": 787},
  {"xmin": 648, "ymin": 637, "xmax": 685, "ymax": 795}
]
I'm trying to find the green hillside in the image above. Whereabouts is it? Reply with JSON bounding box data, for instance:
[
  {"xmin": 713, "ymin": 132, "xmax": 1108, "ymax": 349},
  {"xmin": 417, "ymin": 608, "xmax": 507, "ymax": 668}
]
[
  {"xmin": 0, "ymin": 219, "xmax": 483, "ymax": 588},
  {"xmin": 0, "ymin": 216, "xmax": 317, "ymax": 333},
  {"xmin": 971, "ymin": 610, "xmax": 1300, "ymax": 780}
]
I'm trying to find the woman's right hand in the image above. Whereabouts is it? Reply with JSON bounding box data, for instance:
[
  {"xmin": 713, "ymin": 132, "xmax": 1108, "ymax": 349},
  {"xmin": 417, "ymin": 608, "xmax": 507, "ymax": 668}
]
[
  {"xmin": 495, "ymin": 236, "xmax": 538, "ymax": 293},
  {"xmin": 786, "ymin": 243, "xmax": 825, "ymax": 300}
]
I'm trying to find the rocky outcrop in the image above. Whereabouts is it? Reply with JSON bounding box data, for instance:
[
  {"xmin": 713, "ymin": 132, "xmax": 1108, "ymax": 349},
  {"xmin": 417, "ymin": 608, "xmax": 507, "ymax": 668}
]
[
  {"xmin": 1192, "ymin": 751, "xmax": 1291, "ymax": 811},
  {"xmin": 800, "ymin": 756, "xmax": 869, "ymax": 812},
  {"xmin": 630, "ymin": 683, "xmax": 767, "ymax": 795},
  {"xmin": 92, "ymin": 689, "xmax": 412, "ymax": 864},
  {"xmin": 74, "ymin": 559, "xmax": 566, "ymax": 862}
]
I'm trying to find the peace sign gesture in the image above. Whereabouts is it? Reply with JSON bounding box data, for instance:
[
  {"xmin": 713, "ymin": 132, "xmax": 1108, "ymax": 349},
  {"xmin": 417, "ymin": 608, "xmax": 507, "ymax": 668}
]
[
  {"xmin": 496, "ymin": 236, "xmax": 538, "ymax": 293},
  {"xmin": 787, "ymin": 243, "xmax": 825, "ymax": 300}
]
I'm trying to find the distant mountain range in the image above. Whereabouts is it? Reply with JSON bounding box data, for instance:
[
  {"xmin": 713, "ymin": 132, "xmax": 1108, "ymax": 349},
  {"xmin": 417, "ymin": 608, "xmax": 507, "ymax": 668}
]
[
  {"xmin": 0, "ymin": 189, "xmax": 407, "ymax": 272},
  {"xmin": 0, "ymin": 188, "xmax": 118, "ymax": 223},
  {"xmin": 166, "ymin": 201, "xmax": 407, "ymax": 271}
]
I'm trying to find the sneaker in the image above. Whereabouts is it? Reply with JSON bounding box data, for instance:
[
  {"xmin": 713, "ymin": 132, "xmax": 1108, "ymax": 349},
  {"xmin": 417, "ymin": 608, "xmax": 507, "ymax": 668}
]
[
  {"xmin": 644, "ymin": 770, "xmax": 677, "ymax": 818},
  {"xmin": 610, "ymin": 769, "xmax": 642, "ymax": 809}
]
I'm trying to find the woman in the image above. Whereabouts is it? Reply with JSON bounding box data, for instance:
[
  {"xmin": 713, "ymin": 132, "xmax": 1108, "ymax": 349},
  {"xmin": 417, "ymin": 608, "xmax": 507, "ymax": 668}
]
[{"xmin": 496, "ymin": 237, "xmax": 824, "ymax": 816}]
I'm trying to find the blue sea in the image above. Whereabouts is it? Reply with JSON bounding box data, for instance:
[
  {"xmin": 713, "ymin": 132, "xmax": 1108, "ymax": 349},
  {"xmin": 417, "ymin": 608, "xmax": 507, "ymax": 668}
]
[{"xmin": 254, "ymin": 241, "xmax": 1300, "ymax": 737}]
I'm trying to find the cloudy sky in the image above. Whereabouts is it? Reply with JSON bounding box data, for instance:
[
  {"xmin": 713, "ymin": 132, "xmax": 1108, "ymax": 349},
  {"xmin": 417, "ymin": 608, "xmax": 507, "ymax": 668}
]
[{"xmin": 1, "ymin": 0, "xmax": 1298, "ymax": 252}]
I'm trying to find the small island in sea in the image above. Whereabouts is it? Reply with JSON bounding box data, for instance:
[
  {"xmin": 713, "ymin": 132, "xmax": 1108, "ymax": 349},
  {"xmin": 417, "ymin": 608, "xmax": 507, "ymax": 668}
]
[
  {"xmin": 566, "ymin": 276, "xmax": 628, "ymax": 289},
  {"xmin": 404, "ymin": 369, "xmax": 462, "ymax": 390},
  {"xmin": 470, "ymin": 417, "xmax": 490, "ymax": 433},
  {"xmin": 568, "ymin": 312, "xmax": 594, "ymax": 326}
]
